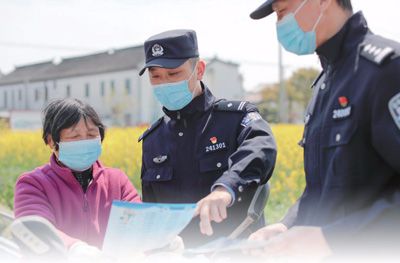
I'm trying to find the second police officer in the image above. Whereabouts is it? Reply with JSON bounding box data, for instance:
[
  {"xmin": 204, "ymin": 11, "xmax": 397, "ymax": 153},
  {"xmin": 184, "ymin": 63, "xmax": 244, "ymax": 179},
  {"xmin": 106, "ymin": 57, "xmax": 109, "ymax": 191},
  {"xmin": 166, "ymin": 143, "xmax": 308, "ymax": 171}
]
[{"xmin": 249, "ymin": 0, "xmax": 400, "ymax": 259}]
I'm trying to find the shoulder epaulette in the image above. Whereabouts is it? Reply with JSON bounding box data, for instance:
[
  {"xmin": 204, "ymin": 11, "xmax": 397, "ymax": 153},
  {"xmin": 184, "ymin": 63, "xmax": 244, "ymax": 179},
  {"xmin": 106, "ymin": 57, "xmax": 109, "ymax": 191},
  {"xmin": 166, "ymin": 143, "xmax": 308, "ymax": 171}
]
[
  {"xmin": 214, "ymin": 100, "xmax": 257, "ymax": 113},
  {"xmin": 138, "ymin": 117, "xmax": 163, "ymax": 142},
  {"xmin": 360, "ymin": 34, "xmax": 400, "ymax": 66}
]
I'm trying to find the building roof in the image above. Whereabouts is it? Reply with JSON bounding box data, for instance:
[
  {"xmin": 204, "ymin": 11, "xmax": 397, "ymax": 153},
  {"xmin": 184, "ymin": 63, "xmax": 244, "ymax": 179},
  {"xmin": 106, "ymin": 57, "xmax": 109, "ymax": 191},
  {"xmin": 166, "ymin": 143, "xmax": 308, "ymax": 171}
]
[
  {"xmin": 206, "ymin": 56, "xmax": 239, "ymax": 67},
  {"xmin": 0, "ymin": 46, "xmax": 239, "ymax": 86},
  {"xmin": 0, "ymin": 45, "xmax": 144, "ymax": 86}
]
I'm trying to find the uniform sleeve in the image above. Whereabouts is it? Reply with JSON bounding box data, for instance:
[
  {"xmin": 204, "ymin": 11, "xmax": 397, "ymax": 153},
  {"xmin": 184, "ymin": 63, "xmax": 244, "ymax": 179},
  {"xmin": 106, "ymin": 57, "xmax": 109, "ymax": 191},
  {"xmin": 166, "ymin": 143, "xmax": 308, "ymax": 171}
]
[
  {"xmin": 370, "ymin": 61, "xmax": 400, "ymax": 173},
  {"xmin": 14, "ymin": 175, "xmax": 80, "ymax": 248},
  {"xmin": 322, "ymin": 60, "xmax": 400, "ymax": 251},
  {"xmin": 322, "ymin": 192, "xmax": 400, "ymax": 252},
  {"xmin": 213, "ymin": 111, "xmax": 277, "ymax": 205},
  {"xmin": 281, "ymin": 196, "xmax": 301, "ymax": 228},
  {"xmin": 280, "ymin": 184, "xmax": 312, "ymax": 228}
]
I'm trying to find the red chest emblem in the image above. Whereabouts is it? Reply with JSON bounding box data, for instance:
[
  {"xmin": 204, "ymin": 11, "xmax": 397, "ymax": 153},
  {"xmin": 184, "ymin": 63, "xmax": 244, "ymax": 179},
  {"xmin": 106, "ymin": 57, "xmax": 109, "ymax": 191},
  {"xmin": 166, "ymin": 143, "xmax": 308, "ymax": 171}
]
[
  {"xmin": 210, "ymin": 137, "xmax": 218, "ymax": 144},
  {"xmin": 338, "ymin": 96, "xmax": 349, "ymax": 107}
]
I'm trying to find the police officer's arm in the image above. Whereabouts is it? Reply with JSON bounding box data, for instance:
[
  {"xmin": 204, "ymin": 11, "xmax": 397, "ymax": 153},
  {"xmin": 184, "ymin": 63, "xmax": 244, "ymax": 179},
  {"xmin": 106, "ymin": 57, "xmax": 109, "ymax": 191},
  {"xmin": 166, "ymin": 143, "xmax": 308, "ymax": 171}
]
[
  {"xmin": 322, "ymin": 60, "xmax": 400, "ymax": 250},
  {"xmin": 212, "ymin": 110, "xmax": 277, "ymax": 204},
  {"xmin": 321, "ymin": 192, "xmax": 400, "ymax": 250},
  {"xmin": 281, "ymin": 197, "xmax": 301, "ymax": 228},
  {"xmin": 196, "ymin": 107, "xmax": 277, "ymax": 236}
]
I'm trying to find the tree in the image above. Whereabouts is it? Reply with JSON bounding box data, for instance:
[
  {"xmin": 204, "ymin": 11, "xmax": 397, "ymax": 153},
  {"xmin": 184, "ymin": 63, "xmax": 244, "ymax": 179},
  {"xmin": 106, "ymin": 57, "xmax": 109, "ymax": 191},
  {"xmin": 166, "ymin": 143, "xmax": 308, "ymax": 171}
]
[
  {"xmin": 258, "ymin": 83, "xmax": 279, "ymax": 123},
  {"xmin": 286, "ymin": 67, "xmax": 319, "ymax": 123},
  {"xmin": 257, "ymin": 67, "xmax": 320, "ymax": 123}
]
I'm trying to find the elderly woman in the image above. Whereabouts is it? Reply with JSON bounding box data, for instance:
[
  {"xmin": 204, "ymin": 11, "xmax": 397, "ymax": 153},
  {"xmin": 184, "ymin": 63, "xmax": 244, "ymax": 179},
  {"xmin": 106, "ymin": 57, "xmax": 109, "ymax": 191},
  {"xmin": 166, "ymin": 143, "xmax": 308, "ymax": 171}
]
[{"xmin": 14, "ymin": 98, "xmax": 141, "ymax": 256}]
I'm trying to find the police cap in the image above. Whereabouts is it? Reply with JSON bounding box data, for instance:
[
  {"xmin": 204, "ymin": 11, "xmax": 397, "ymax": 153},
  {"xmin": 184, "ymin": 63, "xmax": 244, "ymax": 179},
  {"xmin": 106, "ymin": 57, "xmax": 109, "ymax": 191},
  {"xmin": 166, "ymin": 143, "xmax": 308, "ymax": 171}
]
[
  {"xmin": 139, "ymin": 29, "xmax": 199, "ymax": 76},
  {"xmin": 250, "ymin": 0, "xmax": 276, "ymax": 20}
]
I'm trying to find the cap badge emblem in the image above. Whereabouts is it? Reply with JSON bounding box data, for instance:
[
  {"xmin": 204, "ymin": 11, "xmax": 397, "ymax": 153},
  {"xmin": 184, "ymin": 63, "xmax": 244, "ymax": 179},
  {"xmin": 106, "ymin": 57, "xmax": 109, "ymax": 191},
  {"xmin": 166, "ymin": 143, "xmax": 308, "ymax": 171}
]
[{"xmin": 152, "ymin": 44, "xmax": 164, "ymax": 57}]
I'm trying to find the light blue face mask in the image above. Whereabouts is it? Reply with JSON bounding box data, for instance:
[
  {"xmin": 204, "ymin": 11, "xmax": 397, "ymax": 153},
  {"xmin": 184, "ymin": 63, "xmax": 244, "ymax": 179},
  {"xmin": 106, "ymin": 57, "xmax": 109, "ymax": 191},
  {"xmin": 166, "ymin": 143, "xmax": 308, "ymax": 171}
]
[
  {"xmin": 276, "ymin": 0, "xmax": 323, "ymax": 55},
  {"xmin": 152, "ymin": 63, "xmax": 198, "ymax": 111},
  {"xmin": 58, "ymin": 137, "xmax": 102, "ymax": 172}
]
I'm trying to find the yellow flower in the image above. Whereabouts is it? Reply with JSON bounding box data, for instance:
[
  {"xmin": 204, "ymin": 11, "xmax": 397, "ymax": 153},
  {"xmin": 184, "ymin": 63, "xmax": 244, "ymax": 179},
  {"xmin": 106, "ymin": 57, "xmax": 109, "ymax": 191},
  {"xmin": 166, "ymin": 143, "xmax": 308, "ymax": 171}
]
[{"xmin": 1, "ymin": 125, "xmax": 305, "ymax": 223}]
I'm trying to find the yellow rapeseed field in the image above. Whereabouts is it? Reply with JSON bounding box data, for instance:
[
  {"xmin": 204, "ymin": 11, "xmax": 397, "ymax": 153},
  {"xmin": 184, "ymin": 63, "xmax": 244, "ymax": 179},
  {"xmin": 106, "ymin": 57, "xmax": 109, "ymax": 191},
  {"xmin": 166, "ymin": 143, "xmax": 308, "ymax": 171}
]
[
  {"xmin": 0, "ymin": 125, "xmax": 305, "ymax": 223},
  {"xmin": 267, "ymin": 124, "xmax": 305, "ymax": 222}
]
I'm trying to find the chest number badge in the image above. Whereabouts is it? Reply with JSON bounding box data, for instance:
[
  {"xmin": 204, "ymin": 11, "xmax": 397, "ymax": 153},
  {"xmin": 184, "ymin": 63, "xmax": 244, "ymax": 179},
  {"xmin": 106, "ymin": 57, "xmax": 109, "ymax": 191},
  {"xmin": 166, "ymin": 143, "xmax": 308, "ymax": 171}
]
[
  {"xmin": 205, "ymin": 137, "xmax": 227, "ymax": 153},
  {"xmin": 333, "ymin": 96, "xmax": 352, "ymax": 120}
]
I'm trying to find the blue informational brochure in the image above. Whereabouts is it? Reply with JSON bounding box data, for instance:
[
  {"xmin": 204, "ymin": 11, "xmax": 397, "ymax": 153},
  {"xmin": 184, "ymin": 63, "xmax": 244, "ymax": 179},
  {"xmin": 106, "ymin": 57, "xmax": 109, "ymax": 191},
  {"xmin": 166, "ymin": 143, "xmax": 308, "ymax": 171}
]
[{"xmin": 102, "ymin": 201, "xmax": 196, "ymax": 257}]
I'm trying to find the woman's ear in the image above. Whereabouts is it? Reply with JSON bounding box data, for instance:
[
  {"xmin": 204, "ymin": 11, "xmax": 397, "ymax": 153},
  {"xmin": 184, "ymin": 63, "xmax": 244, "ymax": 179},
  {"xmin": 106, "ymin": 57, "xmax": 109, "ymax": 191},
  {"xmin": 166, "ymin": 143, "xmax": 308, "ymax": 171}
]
[{"xmin": 47, "ymin": 135, "xmax": 56, "ymax": 151}]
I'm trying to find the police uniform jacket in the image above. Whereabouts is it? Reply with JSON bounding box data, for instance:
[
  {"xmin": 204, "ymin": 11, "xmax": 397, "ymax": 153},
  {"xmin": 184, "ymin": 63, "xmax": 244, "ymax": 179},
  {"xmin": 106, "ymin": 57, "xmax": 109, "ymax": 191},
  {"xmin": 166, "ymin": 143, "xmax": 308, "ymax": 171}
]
[
  {"xmin": 139, "ymin": 83, "xmax": 277, "ymax": 247},
  {"xmin": 282, "ymin": 12, "xmax": 400, "ymax": 253}
]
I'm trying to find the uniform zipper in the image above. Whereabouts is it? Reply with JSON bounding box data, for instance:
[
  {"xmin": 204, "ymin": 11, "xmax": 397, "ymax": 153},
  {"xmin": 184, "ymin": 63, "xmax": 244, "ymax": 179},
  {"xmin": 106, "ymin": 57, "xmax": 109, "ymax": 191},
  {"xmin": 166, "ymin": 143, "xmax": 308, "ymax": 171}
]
[{"xmin": 176, "ymin": 111, "xmax": 188, "ymax": 128}]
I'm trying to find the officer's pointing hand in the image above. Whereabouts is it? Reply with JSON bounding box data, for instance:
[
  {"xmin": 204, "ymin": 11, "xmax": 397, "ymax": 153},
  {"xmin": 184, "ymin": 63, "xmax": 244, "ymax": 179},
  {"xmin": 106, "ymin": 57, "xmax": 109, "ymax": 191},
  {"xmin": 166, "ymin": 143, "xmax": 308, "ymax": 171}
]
[{"xmin": 194, "ymin": 186, "xmax": 232, "ymax": 236}]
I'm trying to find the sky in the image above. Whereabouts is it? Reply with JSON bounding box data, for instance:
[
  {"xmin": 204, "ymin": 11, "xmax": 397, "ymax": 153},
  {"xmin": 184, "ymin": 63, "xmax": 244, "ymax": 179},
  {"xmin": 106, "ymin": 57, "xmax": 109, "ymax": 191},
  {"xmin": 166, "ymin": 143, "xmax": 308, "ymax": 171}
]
[{"xmin": 0, "ymin": 0, "xmax": 399, "ymax": 91}]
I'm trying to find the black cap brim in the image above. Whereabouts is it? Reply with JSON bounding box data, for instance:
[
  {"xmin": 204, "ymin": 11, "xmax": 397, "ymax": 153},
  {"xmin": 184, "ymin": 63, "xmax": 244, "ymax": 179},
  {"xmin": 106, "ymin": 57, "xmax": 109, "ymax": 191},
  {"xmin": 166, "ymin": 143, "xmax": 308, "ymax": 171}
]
[
  {"xmin": 250, "ymin": 0, "xmax": 275, "ymax": 20},
  {"xmin": 139, "ymin": 57, "xmax": 189, "ymax": 76}
]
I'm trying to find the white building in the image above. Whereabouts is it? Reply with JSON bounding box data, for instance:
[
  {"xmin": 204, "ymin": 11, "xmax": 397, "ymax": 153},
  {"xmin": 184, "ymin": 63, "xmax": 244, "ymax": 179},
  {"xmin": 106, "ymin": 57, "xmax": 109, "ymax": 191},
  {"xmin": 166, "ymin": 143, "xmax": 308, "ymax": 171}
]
[
  {"xmin": 0, "ymin": 46, "xmax": 244, "ymax": 127},
  {"xmin": 203, "ymin": 57, "xmax": 244, "ymax": 101}
]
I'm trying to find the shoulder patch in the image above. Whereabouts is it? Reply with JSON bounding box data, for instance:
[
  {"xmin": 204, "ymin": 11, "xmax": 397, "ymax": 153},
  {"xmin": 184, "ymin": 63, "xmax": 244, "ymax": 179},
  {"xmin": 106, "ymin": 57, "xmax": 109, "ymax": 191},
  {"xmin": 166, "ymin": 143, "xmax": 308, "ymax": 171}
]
[
  {"xmin": 389, "ymin": 93, "xmax": 400, "ymax": 130},
  {"xmin": 360, "ymin": 34, "xmax": 399, "ymax": 66},
  {"xmin": 241, "ymin": 112, "xmax": 262, "ymax": 127},
  {"xmin": 138, "ymin": 117, "xmax": 163, "ymax": 142}
]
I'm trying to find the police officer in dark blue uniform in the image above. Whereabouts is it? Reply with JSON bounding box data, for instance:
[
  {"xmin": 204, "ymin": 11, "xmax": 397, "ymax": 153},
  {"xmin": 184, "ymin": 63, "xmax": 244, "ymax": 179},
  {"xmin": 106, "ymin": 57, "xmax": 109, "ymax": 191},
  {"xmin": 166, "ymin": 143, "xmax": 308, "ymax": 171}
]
[
  {"xmin": 248, "ymin": 0, "xmax": 400, "ymax": 259},
  {"xmin": 138, "ymin": 29, "xmax": 277, "ymax": 247}
]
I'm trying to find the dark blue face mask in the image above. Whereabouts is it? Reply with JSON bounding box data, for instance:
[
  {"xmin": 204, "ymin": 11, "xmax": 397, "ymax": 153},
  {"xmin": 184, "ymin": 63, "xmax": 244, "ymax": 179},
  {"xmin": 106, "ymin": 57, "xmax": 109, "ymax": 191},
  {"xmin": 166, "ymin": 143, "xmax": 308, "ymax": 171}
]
[{"xmin": 58, "ymin": 137, "xmax": 102, "ymax": 171}]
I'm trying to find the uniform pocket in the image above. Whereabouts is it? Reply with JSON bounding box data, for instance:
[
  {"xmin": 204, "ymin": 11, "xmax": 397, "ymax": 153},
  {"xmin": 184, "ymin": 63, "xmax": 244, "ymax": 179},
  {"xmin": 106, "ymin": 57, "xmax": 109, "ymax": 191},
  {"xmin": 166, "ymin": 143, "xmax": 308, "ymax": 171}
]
[
  {"xmin": 321, "ymin": 121, "xmax": 359, "ymax": 187},
  {"xmin": 322, "ymin": 121, "xmax": 357, "ymax": 148},
  {"xmin": 199, "ymin": 154, "xmax": 229, "ymax": 173},
  {"xmin": 142, "ymin": 166, "xmax": 173, "ymax": 182}
]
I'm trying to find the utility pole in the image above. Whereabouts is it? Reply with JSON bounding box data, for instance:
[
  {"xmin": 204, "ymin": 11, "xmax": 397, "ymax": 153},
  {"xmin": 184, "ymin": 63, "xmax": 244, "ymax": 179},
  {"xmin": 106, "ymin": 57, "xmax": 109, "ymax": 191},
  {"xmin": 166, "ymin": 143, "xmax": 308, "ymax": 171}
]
[{"xmin": 278, "ymin": 45, "xmax": 288, "ymax": 123}]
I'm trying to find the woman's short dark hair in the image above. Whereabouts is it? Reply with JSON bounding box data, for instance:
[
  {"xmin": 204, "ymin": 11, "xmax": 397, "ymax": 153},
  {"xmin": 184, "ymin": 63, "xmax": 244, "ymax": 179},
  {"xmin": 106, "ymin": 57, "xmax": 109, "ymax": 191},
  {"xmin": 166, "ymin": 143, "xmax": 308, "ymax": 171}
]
[
  {"xmin": 42, "ymin": 99, "xmax": 105, "ymax": 150},
  {"xmin": 337, "ymin": 0, "xmax": 352, "ymax": 12}
]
